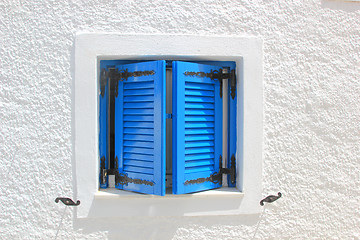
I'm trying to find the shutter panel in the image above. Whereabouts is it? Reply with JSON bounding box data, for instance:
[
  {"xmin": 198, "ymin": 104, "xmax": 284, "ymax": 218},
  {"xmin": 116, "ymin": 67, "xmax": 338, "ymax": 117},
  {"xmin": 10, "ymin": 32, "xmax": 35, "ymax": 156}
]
[
  {"xmin": 172, "ymin": 61, "xmax": 223, "ymax": 194},
  {"xmin": 99, "ymin": 69, "xmax": 109, "ymax": 188},
  {"xmin": 114, "ymin": 60, "xmax": 166, "ymax": 196}
]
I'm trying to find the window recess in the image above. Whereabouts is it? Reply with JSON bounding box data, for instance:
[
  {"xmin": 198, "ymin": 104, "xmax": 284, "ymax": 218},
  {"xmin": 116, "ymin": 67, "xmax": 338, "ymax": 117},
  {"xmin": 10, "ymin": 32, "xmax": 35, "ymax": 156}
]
[{"xmin": 99, "ymin": 60, "xmax": 237, "ymax": 196}]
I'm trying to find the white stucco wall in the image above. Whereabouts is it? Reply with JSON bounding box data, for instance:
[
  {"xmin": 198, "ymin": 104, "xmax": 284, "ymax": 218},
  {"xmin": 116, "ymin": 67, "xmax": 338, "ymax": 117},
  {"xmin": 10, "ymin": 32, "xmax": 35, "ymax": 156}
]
[{"xmin": 1, "ymin": 0, "xmax": 359, "ymax": 239}]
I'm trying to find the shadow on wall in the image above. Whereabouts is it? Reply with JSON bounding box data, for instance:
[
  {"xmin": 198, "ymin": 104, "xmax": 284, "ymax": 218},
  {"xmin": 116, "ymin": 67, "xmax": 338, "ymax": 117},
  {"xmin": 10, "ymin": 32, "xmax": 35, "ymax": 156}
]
[
  {"xmin": 321, "ymin": 0, "xmax": 360, "ymax": 12},
  {"xmin": 73, "ymin": 213, "xmax": 261, "ymax": 239}
]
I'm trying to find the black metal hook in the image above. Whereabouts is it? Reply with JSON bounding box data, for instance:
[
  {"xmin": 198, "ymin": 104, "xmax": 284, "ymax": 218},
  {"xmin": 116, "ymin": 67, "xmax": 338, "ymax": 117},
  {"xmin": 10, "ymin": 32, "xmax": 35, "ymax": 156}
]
[
  {"xmin": 55, "ymin": 197, "xmax": 80, "ymax": 206},
  {"xmin": 260, "ymin": 192, "xmax": 282, "ymax": 206}
]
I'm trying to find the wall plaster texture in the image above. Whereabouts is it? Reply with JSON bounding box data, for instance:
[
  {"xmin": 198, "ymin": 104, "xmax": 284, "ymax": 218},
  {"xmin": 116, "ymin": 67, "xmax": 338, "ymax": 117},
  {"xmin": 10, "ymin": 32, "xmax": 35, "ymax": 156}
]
[{"xmin": 0, "ymin": 0, "xmax": 359, "ymax": 239}]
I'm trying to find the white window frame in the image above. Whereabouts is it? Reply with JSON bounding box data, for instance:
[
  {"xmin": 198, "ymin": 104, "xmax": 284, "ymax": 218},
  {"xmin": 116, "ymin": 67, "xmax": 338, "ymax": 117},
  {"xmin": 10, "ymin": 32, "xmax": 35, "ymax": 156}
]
[{"xmin": 74, "ymin": 33, "xmax": 263, "ymax": 218}]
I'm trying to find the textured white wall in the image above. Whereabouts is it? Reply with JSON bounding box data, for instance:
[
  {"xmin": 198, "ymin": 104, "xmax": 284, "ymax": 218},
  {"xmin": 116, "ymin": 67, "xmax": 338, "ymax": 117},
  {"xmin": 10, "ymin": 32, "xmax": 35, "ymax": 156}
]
[{"xmin": 0, "ymin": 0, "xmax": 359, "ymax": 239}]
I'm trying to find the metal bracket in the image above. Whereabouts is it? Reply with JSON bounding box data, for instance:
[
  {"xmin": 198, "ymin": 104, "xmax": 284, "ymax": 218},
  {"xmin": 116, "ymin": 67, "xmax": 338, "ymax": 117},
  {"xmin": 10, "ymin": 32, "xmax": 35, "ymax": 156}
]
[
  {"xmin": 183, "ymin": 68, "xmax": 235, "ymax": 98},
  {"xmin": 184, "ymin": 155, "xmax": 236, "ymax": 185},
  {"xmin": 102, "ymin": 68, "xmax": 155, "ymax": 97},
  {"xmin": 221, "ymin": 154, "xmax": 236, "ymax": 185},
  {"xmin": 100, "ymin": 68, "xmax": 108, "ymax": 97},
  {"xmin": 115, "ymin": 172, "xmax": 155, "ymax": 186},
  {"xmin": 100, "ymin": 156, "xmax": 107, "ymax": 185},
  {"xmin": 183, "ymin": 69, "xmax": 226, "ymax": 81},
  {"xmin": 104, "ymin": 156, "xmax": 155, "ymax": 186},
  {"xmin": 108, "ymin": 68, "xmax": 155, "ymax": 81},
  {"xmin": 55, "ymin": 197, "xmax": 80, "ymax": 206},
  {"xmin": 184, "ymin": 155, "xmax": 222, "ymax": 185},
  {"xmin": 184, "ymin": 172, "xmax": 222, "ymax": 185},
  {"xmin": 219, "ymin": 78, "xmax": 223, "ymax": 98},
  {"xmin": 101, "ymin": 157, "xmax": 155, "ymax": 186},
  {"xmin": 260, "ymin": 192, "xmax": 282, "ymax": 206},
  {"xmin": 229, "ymin": 69, "xmax": 236, "ymax": 100}
]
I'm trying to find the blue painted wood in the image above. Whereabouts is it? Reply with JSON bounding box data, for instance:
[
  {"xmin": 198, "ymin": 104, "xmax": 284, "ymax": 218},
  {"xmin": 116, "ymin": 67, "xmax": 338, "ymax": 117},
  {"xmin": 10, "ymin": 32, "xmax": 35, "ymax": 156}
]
[
  {"xmin": 99, "ymin": 71, "xmax": 109, "ymax": 189},
  {"xmin": 172, "ymin": 61, "xmax": 223, "ymax": 194},
  {"xmin": 115, "ymin": 60, "xmax": 166, "ymax": 196},
  {"xmin": 115, "ymin": 66, "xmax": 124, "ymax": 190},
  {"xmin": 228, "ymin": 65, "xmax": 237, "ymax": 187},
  {"xmin": 191, "ymin": 61, "xmax": 237, "ymax": 188}
]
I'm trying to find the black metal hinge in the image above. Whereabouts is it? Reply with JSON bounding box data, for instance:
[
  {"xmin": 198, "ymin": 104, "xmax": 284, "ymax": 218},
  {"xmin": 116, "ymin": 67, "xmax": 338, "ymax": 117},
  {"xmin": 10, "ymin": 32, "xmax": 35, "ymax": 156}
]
[
  {"xmin": 184, "ymin": 155, "xmax": 236, "ymax": 185},
  {"xmin": 100, "ymin": 156, "xmax": 155, "ymax": 186},
  {"xmin": 113, "ymin": 156, "xmax": 155, "ymax": 186},
  {"xmin": 100, "ymin": 67, "xmax": 156, "ymax": 97},
  {"xmin": 222, "ymin": 154, "xmax": 236, "ymax": 185},
  {"xmin": 184, "ymin": 68, "xmax": 236, "ymax": 98},
  {"xmin": 115, "ymin": 172, "xmax": 155, "ymax": 186},
  {"xmin": 100, "ymin": 69, "xmax": 108, "ymax": 97},
  {"xmin": 184, "ymin": 171, "xmax": 222, "ymax": 185},
  {"xmin": 229, "ymin": 69, "xmax": 236, "ymax": 100},
  {"xmin": 100, "ymin": 156, "xmax": 107, "ymax": 185}
]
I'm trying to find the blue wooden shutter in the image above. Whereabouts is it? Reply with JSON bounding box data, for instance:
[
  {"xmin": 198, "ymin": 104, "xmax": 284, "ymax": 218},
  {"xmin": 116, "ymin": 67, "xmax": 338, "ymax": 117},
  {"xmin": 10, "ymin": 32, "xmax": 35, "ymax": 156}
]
[
  {"xmin": 99, "ymin": 69, "xmax": 109, "ymax": 188},
  {"xmin": 172, "ymin": 61, "xmax": 223, "ymax": 194},
  {"xmin": 188, "ymin": 61, "xmax": 237, "ymax": 188},
  {"xmin": 114, "ymin": 60, "xmax": 166, "ymax": 196}
]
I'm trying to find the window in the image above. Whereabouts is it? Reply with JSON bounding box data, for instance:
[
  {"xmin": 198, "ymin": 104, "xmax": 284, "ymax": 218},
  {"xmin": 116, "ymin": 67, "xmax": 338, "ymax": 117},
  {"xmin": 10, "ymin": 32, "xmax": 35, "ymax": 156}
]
[
  {"xmin": 75, "ymin": 34, "xmax": 262, "ymax": 217},
  {"xmin": 99, "ymin": 60, "xmax": 237, "ymax": 196}
]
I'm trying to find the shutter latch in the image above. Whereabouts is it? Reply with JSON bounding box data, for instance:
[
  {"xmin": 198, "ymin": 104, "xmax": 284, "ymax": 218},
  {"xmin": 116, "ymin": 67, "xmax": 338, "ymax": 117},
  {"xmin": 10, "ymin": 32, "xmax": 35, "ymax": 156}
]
[
  {"xmin": 55, "ymin": 197, "xmax": 80, "ymax": 206},
  {"xmin": 260, "ymin": 192, "xmax": 282, "ymax": 206}
]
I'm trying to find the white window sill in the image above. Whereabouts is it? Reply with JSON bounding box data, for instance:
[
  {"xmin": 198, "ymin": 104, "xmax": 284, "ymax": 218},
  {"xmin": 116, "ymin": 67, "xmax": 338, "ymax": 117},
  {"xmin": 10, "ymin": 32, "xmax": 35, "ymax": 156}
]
[
  {"xmin": 96, "ymin": 187, "xmax": 244, "ymax": 199},
  {"xmin": 86, "ymin": 188, "xmax": 246, "ymax": 218}
]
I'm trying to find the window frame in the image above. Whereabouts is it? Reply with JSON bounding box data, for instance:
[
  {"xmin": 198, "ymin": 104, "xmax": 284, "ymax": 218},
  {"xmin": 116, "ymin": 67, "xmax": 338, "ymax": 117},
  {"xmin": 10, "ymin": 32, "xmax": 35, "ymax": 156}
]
[
  {"xmin": 100, "ymin": 60, "xmax": 236, "ymax": 195},
  {"xmin": 74, "ymin": 34, "xmax": 263, "ymax": 218}
]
